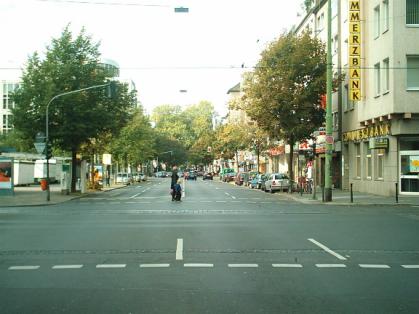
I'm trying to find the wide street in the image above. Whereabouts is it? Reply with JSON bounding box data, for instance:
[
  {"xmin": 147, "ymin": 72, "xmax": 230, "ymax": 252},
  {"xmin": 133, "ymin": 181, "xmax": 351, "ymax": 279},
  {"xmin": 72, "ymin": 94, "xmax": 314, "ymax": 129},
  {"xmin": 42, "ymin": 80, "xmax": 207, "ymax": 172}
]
[{"xmin": 1, "ymin": 177, "xmax": 419, "ymax": 313}]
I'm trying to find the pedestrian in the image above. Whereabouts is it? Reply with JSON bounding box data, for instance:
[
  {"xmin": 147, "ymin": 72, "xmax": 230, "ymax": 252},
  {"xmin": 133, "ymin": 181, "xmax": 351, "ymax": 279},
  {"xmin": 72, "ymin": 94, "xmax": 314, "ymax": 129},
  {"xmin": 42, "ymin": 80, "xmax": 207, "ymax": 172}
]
[
  {"xmin": 174, "ymin": 179, "xmax": 182, "ymax": 201},
  {"xmin": 171, "ymin": 166, "xmax": 179, "ymax": 201}
]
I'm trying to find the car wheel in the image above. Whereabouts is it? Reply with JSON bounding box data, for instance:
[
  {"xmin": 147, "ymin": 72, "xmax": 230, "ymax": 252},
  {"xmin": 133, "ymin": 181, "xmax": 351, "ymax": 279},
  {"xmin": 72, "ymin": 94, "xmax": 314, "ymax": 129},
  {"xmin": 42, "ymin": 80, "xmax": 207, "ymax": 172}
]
[{"xmin": 270, "ymin": 188, "xmax": 274, "ymax": 194}]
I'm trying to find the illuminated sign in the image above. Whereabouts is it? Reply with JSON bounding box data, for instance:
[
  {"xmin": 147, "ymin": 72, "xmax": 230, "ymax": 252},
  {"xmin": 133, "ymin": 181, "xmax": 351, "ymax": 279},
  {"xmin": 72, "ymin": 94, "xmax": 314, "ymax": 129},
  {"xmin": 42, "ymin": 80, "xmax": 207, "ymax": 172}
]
[
  {"xmin": 349, "ymin": 0, "xmax": 361, "ymax": 101},
  {"xmin": 342, "ymin": 123, "xmax": 391, "ymax": 142},
  {"xmin": 369, "ymin": 137, "xmax": 389, "ymax": 149}
]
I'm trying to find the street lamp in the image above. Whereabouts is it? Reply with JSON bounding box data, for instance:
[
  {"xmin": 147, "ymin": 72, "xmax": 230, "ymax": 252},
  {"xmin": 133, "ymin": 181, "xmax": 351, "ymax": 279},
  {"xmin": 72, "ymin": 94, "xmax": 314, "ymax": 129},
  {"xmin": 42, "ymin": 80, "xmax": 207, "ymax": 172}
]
[{"xmin": 44, "ymin": 81, "xmax": 116, "ymax": 201}]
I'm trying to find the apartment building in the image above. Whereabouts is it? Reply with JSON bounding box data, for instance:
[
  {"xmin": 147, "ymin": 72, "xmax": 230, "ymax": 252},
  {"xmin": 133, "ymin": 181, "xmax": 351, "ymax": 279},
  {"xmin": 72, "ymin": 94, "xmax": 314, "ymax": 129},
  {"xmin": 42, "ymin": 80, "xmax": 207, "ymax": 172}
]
[{"xmin": 296, "ymin": 0, "xmax": 419, "ymax": 196}]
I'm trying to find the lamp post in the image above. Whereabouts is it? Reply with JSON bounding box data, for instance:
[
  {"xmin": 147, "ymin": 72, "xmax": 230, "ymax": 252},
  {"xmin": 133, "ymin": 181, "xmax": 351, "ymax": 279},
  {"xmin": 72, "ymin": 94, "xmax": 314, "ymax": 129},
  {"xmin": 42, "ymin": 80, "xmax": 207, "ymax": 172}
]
[
  {"xmin": 324, "ymin": 0, "xmax": 333, "ymax": 202},
  {"xmin": 44, "ymin": 81, "xmax": 115, "ymax": 201}
]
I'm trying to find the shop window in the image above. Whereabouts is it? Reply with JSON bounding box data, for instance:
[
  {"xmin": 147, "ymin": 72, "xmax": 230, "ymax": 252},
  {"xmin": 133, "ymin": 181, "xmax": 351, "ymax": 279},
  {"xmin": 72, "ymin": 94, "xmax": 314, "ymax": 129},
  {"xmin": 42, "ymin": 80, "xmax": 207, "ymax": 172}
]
[
  {"xmin": 406, "ymin": 0, "xmax": 419, "ymax": 25},
  {"xmin": 365, "ymin": 142, "xmax": 372, "ymax": 179},
  {"xmin": 355, "ymin": 143, "xmax": 361, "ymax": 178}
]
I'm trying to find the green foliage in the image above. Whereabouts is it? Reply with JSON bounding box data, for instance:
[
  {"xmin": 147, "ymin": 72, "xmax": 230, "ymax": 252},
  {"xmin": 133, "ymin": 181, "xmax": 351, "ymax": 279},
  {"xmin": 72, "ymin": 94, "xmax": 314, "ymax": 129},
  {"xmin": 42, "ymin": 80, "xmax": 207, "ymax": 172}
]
[
  {"xmin": 11, "ymin": 25, "xmax": 135, "ymax": 191},
  {"xmin": 111, "ymin": 108, "xmax": 156, "ymax": 167},
  {"xmin": 151, "ymin": 101, "xmax": 216, "ymax": 166},
  {"xmin": 302, "ymin": 0, "xmax": 314, "ymax": 13},
  {"xmin": 0, "ymin": 130, "xmax": 35, "ymax": 153},
  {"xmin": 214, "ymin": 123, "xmax": 250, "ymax": 160},
  {"xmin": 243, "ymin": 31, "xmax": 327, "ymax": 181}
]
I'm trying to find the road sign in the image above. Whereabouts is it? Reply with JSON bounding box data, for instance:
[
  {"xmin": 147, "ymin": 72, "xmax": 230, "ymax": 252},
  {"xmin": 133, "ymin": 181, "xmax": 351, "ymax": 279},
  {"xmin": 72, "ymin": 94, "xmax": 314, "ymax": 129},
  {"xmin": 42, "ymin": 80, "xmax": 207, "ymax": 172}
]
[
  {"xmin": 325, "ymin": 135, "xmax": 334, "ymax": 145},
  {"xmin": 34, "ymin": 142, "xmax": 46, "ymax": 154},
  {"xmin": 174, "ymin": 7, "xmax": 189, "ymax": 13}
]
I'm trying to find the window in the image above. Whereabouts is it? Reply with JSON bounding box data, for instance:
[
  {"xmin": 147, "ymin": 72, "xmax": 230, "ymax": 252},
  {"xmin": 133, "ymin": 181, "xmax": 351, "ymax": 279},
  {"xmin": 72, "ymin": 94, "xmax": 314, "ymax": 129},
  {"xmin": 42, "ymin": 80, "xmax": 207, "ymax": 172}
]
[
  {"xmin": 355, "ymin": 143, "xmax": 361, "ymax": 178},
  {"xmin": 332, "ymin": 111, "xmax": 339, "ymax": 131},
  {"xmin": 374, "ymin": 63, "xmax": 381, "ymax": 95},
  {"xmin": 344, "ymin": 84, "xmax": 355, "ymax": 111},
  {"xmin": 376, "ymin": 149, "xmax": 384, "ymax": 179},
  {"xmin": 407, "ymin": 55, "xmax": 419, "ymax": 89},
  {"xmin": 383, "ymin": 0, "xmax": 389, "ymax": 31},
  {"xmin": 374, "ymin": 6, "xmax": 381, "ymax": 38},
  {"xmin": 365, "ymin": 142, "xmax": 372, "ymax": 179},
  {"xmin": 383, "ymin": 58, "xmax": 390, "ymax": 92},
  {"xmin": 333, "ymin": 35, "xmax": 338, "ymax": 54},
  {"xmin": 406, "ymin": 0, "xmax": 419, "ymax": 25}
]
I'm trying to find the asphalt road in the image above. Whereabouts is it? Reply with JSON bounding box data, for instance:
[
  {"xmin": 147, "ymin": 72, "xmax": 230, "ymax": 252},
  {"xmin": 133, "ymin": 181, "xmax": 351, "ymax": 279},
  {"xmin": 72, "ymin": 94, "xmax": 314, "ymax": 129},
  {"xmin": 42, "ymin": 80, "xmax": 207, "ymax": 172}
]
[{"xmin": 1, "ymin": 177, "xmax": 419, "ymax": 313}]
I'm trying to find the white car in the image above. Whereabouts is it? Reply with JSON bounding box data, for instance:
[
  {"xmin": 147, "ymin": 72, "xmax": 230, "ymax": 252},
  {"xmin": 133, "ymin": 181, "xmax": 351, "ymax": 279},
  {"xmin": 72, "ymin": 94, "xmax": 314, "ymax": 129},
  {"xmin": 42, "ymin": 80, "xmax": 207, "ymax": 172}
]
[{"xmin": 264, "ymin": 173, "xmax": 290, "ymax": 193}]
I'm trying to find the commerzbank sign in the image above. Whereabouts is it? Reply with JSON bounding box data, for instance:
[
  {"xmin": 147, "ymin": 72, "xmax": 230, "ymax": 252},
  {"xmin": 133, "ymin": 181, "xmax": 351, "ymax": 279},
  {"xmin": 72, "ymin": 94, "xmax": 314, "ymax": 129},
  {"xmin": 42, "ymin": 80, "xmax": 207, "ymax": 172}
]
[
  {"xmin": 349, "ymin": 0, "xmax": 361, "ymax": 101},
  {"xmin": 342, "ymin": 123, "xmax": 391, "ymax": 142}
]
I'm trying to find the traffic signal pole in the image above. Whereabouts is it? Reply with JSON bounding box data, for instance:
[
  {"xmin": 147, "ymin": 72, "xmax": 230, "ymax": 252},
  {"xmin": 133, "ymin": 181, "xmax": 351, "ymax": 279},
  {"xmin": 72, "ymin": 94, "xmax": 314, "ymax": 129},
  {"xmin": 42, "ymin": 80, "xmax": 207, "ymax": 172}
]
[{"xmin": 324, "ymin": 0, "xmax": 333, "ymax": 202}]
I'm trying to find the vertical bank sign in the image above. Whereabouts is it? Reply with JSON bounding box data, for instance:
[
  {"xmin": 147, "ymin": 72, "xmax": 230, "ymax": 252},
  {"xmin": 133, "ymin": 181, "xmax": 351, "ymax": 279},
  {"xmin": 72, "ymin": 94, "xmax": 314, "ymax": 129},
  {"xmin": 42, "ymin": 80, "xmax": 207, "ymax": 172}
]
[{"xmin": 349, "ymin": 0, "xmax": 361, "ymax": 101}]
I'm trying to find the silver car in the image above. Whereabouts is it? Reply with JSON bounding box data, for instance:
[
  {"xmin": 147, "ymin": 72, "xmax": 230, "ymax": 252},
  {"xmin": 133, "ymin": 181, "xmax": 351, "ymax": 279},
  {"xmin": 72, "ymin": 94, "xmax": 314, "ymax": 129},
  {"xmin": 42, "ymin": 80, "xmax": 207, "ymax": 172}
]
[{"xmin": 264, "ymin": 173, "xmax": 290, "ymax": 193}]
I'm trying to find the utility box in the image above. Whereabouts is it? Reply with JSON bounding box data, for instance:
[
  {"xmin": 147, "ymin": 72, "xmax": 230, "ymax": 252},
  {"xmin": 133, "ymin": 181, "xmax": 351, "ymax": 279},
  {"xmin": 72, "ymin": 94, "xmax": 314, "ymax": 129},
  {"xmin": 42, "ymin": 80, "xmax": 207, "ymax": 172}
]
[{"xmin": 13, "ymin": 160, "xmax": 35, "ymax": 186}]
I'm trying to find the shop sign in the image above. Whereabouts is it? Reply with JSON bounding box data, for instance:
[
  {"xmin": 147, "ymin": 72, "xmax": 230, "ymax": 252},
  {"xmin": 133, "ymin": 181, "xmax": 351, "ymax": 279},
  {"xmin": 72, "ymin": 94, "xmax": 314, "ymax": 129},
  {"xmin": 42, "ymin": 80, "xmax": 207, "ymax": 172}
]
[
  {"xmin": 369, "ymin": 137, "xmax": 389, "ymax": 149},
  {"xmin": 349, "ymin": 0, "xmax": 361, "ymax": 101},
  {"xmin": 342, "ymin": 123, "xmax": 391, "ymax": 142}
]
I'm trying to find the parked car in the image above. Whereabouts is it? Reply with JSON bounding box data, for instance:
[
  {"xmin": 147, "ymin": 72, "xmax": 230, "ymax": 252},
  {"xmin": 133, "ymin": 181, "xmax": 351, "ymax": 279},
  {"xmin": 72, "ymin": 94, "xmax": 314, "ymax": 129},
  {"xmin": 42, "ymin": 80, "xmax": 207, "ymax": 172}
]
[
  {"xmin": 234, "ymin": 172, "xmax": 248, "ymax": 186},
  {"xmin": 264, "ymin": 173, "xmax": 290, "ymax": 193},
  {"xmin": 203, "ymin": 172, "xmax": 213, "ymax": 180},
  {"xmin": 260, "ymin": 173, "xmax": 271, "ymax": 191},
  {"xmin": 197, "ymin": 171, "xmax": 204, "ymax": 177},
  {"xmin": 138, "ymin": 173, "xmax": 146, "ymax": 181},
  {"xmin": 224, "ymin": 172, "xmax": 236, "ymax": 182},
  {"xmin": 244, "ymin": 171, "xmax": 258, "ymax": 186},
  {"xmin": 220, "ymin": 168, "xmax": 235, "ymax": 181},
  {"xmin": 116, "ymin": 173, "xmax": 131, "ymax": 184},
  {"xmin": 249, "ymin": 173, "xmax": 266, "ymax": 189}
]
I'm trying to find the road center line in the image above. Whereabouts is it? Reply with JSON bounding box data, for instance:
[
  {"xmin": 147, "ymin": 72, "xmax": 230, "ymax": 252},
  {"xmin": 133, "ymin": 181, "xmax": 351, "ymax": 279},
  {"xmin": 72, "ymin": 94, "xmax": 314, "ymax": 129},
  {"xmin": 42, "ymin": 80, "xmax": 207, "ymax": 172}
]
[
  {"xmin": 315, "ymin": 264, "xmax": 347, "ymax": 268},
  {"xmin": 96, "ymin": 264, "xmax": 126, "ymax": 268},
  {"xmin": 272, "ymin": 264, "xmax": 303, "ymax": 268},
  {"xmin": 308, "ymin": 238, "xmax": 347, "ymax": 261},
  {"xmin": 228, "ymin": 264, "xmax": 259, "ymax": 268},
  {"xmin": 8, "ymin": 265, "xmax": 40, "ymax": 270},
  {"xmin": 401, "ymin": 265, "xmax": 419, "ymax": 269},
  {"xmin": 184, "ymin": 263, "xmax": 214, "ymax": 268},
  {"xmin": 52, "ymin": 265, "xmax": 83, "ymax": 269},
  {"xmin": 359, "ymin": 264, "xmax": 390, "ymax": 269},
  {"xmin": 176, "ymin": 238, "xmax": 183, "ymax": 260},
  {"xmin": 140, "ymin": 264, "xmax": 170, "ymax": 268}
]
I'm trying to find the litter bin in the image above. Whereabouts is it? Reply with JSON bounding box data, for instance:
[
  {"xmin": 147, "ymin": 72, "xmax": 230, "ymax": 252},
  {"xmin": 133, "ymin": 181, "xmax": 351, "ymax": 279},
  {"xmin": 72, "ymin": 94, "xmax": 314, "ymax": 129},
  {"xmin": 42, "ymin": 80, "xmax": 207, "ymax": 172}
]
[{"xmin": 40, "ymin": 179, "xmax": 48, "ymax": 191}]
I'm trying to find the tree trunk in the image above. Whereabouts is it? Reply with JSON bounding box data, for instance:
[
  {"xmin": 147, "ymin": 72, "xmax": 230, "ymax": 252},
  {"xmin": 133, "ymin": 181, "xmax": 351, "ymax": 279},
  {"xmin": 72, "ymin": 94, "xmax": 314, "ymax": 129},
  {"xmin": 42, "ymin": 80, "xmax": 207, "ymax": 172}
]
[
  {"xmin": 256, "ymin": 146, "xmax": 260, "ymax": 173},
  {"xmin": 235, "ymin": 150, "xmax": 239, "ymax": 172},
  {"xmin": 288, "ymin": 141, "xmax": 294, "ymax": 193},
  {"xmin": 71, "ymin": 148, "xmax": 77, "ymax": 193},
  {"xmin": 91, "ymin": 153, "xmax": 95, "ymax": 187}
]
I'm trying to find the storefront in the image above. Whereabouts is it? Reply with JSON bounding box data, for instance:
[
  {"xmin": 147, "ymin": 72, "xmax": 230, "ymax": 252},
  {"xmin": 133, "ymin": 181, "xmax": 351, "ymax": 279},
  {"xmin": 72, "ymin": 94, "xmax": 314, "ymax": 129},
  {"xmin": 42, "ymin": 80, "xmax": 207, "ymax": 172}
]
[{"xmin": 399, "ymin": 137, "xmax": 419, "ymax": 194}]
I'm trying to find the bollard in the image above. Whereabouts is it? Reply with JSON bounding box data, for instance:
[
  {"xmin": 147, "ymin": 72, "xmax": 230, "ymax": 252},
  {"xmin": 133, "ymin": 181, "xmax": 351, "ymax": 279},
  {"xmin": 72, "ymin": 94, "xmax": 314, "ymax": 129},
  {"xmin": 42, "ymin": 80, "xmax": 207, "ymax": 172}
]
[
  {"xmin": 350, "ymin": 183, "xmax": 353, "ymax": 203},
  {"xmin": 395, "ymin": 182, "xmax": 399, "ymax": 203},
  {"xmin": 322, "ymin": 185, "xmax": 325, "ymax": 202}
]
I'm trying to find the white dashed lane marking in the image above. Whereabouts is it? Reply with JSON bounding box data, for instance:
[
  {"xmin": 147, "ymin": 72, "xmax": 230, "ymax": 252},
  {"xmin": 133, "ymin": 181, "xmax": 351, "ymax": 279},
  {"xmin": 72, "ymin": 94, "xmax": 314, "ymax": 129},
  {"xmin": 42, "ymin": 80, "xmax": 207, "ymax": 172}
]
[
  {"xmin": 272, "ymin": 264, "xmax": 303, "ymax": 268},
  {"xmin": 52, "ymin": 265, "xmax": 83, "ymax": 269},
  {"xmin": 359, "ymin": 264, "xmax": 390, "ymax": 269},
  {"xmin": 184, "ymin": 263, "xmax": 214, "ymax": 268},
  {"xmin": 176, "ymin": 238, "xmax": 183, "ymax": 261},
  {"xmin": 401, "ymin": 265, "xmax": 419, "ymax": 269},
  {"xmin": 316, "ymin": 264, "xmax": 347, "ymax": 268},
  {"xmin": 8, "ymin": 266, "xmax": 40, "ymax": 270},
  {"xmin": 96, "ymin": 264, "xmax": 126, "ymax": 269},
  {"xmin": 228, "ymin": 264, "xmax": 259, "ymax": 268},
  {"xmin": 140, "ymin": 264, "xmax": 170, "ymax": 268}
]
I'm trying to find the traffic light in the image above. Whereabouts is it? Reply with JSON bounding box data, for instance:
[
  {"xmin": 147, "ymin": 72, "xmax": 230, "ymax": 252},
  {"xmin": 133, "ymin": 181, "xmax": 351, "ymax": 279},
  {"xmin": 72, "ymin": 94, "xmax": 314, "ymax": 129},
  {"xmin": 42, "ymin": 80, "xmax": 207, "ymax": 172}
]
[{"xmin": 46, "ymin": 141, "xmax": 52, "ymax": 160}]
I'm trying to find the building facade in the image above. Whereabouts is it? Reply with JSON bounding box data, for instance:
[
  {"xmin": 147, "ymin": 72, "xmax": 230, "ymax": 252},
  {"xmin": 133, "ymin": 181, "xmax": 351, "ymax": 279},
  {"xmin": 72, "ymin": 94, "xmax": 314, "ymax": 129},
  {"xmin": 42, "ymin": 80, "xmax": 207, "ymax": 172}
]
[{"xmin": 296, "ymin": 0, "xmax": 419, "ymax": 196}]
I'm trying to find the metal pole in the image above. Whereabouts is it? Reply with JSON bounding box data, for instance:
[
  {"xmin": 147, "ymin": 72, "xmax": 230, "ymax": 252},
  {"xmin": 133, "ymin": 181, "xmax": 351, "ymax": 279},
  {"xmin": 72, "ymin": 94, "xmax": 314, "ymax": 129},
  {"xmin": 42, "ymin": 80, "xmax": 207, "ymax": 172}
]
[
  {"xmin": 395, "ymin": 182, "xmax": 399, "ymax": 203},
  {"xmin": 324, "ymin": 0, "xmax": 333, "ymax": 202},
  {"xmin": 45, "ymin": 103, "xmax": 50, "ymax": 202},
  {"xmin": 350, "ymin": 183, "xmax": 353, "ymax": 203},
  {"xmin": 312, "ymin": 142, "xmax": 317, "ymax": 200}
]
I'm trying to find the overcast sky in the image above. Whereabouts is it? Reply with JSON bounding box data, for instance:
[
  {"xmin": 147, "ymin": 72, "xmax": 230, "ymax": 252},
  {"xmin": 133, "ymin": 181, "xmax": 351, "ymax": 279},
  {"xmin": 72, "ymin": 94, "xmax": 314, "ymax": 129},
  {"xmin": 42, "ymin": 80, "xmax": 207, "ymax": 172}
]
[{"xmin": 0, "ymin": 0, "xmax": 302, "ymax": 115}]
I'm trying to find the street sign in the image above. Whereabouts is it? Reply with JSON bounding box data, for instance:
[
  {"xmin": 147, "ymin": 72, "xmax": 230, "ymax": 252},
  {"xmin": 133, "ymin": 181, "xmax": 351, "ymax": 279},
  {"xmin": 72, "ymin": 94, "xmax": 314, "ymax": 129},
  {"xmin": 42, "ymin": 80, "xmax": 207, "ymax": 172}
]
[
  {"xmin": 325, "ymin": 135, "xmax": 334, "ymax": 145},
  {"xmin": 34, "ymin": 142, "xmax": 46, "ymax": 154},
  {"xmin": 174, "ymin": 7, "xmax": 189, "ymax": 13}
]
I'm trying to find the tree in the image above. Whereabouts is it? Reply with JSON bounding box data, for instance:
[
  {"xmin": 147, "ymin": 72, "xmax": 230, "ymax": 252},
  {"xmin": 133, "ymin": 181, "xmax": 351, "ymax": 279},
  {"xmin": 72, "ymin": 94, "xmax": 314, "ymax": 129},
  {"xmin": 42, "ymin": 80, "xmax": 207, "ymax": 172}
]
[
  {"xmin": 242, "ymin": 31, "xmax": 326, "ymax": 186},
  {"xmin": 111, "ymin": 108, "xmax": 156, "ymax": 171},
  {"xmin": 12, "ymin": 26, "xmax": 134, "ymax": 192},
  {"xmin": 214, "ymin": 123, "xmax": 250, "ymax": 171},
  {"xmin": 301, "ymin": 0, "xmax": 314, "ymax": 13}
]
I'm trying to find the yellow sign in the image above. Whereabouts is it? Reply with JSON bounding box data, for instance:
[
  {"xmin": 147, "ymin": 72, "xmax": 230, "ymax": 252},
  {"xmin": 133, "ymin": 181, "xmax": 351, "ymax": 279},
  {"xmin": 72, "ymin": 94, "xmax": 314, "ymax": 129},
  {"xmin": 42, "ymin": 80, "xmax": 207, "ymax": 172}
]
[
  {"xmin": 349, "ymin": 0, "xmax": 361, "ymax": 101},
  {"xmin": 342, "ymin": 123, "xmax": 391, "ymax": 142}
]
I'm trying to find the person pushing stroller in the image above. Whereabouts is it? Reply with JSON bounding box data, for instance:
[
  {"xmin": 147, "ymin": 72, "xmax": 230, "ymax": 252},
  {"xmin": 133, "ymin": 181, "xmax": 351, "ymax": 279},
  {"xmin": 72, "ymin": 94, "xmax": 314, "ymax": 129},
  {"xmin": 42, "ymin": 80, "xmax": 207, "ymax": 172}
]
[{"xmin": 173, "ymin": 179, "xmax": 182, "ymax": 201}]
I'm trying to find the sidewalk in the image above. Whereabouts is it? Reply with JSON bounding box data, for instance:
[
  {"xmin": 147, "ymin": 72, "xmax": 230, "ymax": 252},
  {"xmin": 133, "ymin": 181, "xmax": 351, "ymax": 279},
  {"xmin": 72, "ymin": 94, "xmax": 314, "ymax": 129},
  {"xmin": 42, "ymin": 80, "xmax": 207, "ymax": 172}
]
[
  {"xmin": 282, "ymin": 187, "xmax": 419, "ymax": 206},
  {"xmin": 0, "ymin": 183, "xmax": 127, "ymax": 207}
]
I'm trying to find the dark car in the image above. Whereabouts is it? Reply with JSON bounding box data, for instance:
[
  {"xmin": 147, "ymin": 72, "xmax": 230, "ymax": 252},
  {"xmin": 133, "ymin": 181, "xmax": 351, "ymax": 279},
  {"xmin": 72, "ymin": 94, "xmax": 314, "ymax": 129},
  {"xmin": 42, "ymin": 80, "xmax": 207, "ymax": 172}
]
[
  {"xmin": 203, "ymin": 172, "xmax": 213, "ymax": 180},
  {"xmin": 187, "ymin": 170, "xmax": 197, "ymax": 180}
]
